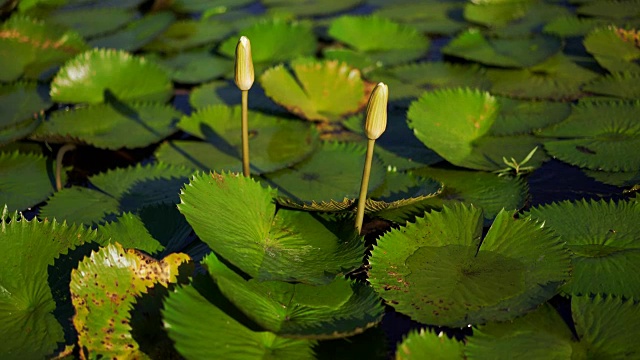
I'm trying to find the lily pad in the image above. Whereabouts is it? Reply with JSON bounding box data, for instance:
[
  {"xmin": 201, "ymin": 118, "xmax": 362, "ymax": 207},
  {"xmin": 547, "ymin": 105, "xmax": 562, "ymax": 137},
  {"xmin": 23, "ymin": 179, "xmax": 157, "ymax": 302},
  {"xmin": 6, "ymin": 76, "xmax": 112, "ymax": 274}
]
[
  {"xmin": 31, "ymin": 101, "xmax": 180, "ymax": 149},
  {"xmin": 203, "ymin": 253, "xmax": 384, "ymax": 339},
  {"xmin": 89, "ymin": 11, "xmax": 176, "ymax": 52},
  {"xmin": 465, "ymin": 2, "xmax": 571, "ymax": 37},
  {"xmin": 486, "ymin": 54, "xmax": 600, "ymax": 100},
  {"xmin": 189, "ymin": 80, "xmax": 283, "ymax": 113},
  {"xmin": 407, "ymin": 87, "xmax": 499, "ymax": 170},
  {"xmin": 442, "ymin": 29, "xmax": 562, "ymax": 68},
  {"xmin": 143, "ymin": 19, "xmax": 230, "ymax": 53},
  {"xmin": 577, "ymin": 0, "xmax": 640, "ymax": 19},
  {"xmin": 218, "ymin": 19, "xmax": 317, "ymax": 66},
  {"xmin": 537, "ymin": 100, "xmax": 640, "ymax": 172},
  {"xmin": 396, "ymin": 329, "xmax": 465, "ymax": 360},
  {"xmin": 584, "ymin": 27, "xmax": 640, "ymax": 74},
  {"xmin": 263, "ymin": 141, "xmax": 386, "ymax": 203},
  {"xmin": 171, "ymin": 0, "xmax": 254, "ymax": 13},
  {"xmin": 39, "ymin": 163, "xmax": 194, "ymax": 225},
  {"xmin": 178, "ymin": 172, "xmax": 364, "ymax": 284},
  {"xmin": 0, "ymin": 210, "xmax": 97, "ymax": 359},
  {"xmin": 0, "ymin": 82, "xmax": 51, "ymax": 128},
  {"xmin": 583, "ymin": 71, "xmax": 640, "ymax": 99},
  {"xmin": 50, "ymin": 49, "xmax": 173, "ymax": 104},
  {"xmin": 155, "ymin": 50, "xmax": 233, "ymax": 84},
  {"xmin": 156, "ymin": 105, "xmax": 317, "ymax": 174},
  {"xmin": 490, "ymin": 97, "xmax": 571, "ymax": 136},
  {"xmin": 583, "ymin": 168, "xmax": 640, "ymax": 187},
  {"xmin": 328, "ymin": 15, "xmax": 429, "ymax": 66},
  {"xmin": 42, "ymin": 7, "xmax": 137, "ymax": 38},
  {"xmin": 71, "ymin": 242, "xmax": 189, "ymax": 358},
  {"xmin": 543, "ymin": 15, "xmax": 609, "ymax": 37},
  {"xmin": 410, "ymin": 166, "xmax": 528, "ymax": 221},
  {"xmin": 374, "ymin": 2, "xmax": 466, "ymax": 35},
  {"xmin": 0, "ymin": 15, "xmax": 88, "ymax": 81},
  {"xmin": 387, "ymin": 61, "xmax": 491, "ymax": 91},
  {"xmin": 368, "ymin": 204, "xmax": 570, "ymax": 327},
  {"xmin": 261, "ymin": 0, "xmax": 361, "ymax": 16},
  {"xmin": 163, "ymin": 276, "xmax": 315, "ymax": 360},
  {"xmin": 524, "ymin": 199, "xmax": 640, "ymax": 297},
  {"xmin": 0, "ymin": 151, "xmax": 62, "ymax": 212},
  {"xmin": 260, "ymin": 58, "xmax": 366, "ymax": 122}
]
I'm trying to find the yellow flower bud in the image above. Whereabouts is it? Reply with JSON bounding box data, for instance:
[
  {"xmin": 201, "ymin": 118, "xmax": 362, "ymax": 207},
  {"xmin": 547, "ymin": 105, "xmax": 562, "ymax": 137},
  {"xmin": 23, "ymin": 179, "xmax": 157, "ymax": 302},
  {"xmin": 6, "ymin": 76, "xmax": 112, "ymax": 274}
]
[
  {"xmin": 364, "ymin": 82, "xmax": 388, "ymax": 140},
  {"xmin": 234, "ymin": 36, "xmax": 254, "ymax": 91}
]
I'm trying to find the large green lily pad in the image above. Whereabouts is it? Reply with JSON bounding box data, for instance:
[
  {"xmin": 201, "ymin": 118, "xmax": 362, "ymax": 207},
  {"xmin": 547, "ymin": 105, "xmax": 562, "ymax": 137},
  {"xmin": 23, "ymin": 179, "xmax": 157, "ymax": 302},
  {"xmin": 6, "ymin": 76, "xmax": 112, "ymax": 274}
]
[
  {"xmin": 396, "ymin": 329, "xmax": 465, "ymax": 360},
  {"xmin": 143, "ymin": 19, "xmax": 229, "ymax": 52},
  {"xmin": 583, "ymin": 71, "xmax": 640, "ymax": 99},
  {"xmin": 368, "ymin": 204, "xmax": 570, "ymax": 326},
  {"xmin": 525, "ymin": 199, "xmax": 640, "ymax": 297},
  {"xmin": 203, "ymin": 253, "xmax": 384, "ymax": 339},
  {"xmin": 89, "ymin": 11, "xmax": 176, "ymax": 52},
  {"xmin": 155, "ymin": 50, "xmax": 233, "ymax": 84},
  {"xmin": 0, "ymin": 82, "xmax": 51, "ymax": 129},
  {"xmin": 50, "ymin": 49, "xmax": 173, "ymax": 104},
  {"xmin": 42, "ymin": 7, "xmax": 137, "ymax": 38},
  {"xmin": 178, "ymin": 172, "xmax": 364, "ymax": 284},
  {"xmin": 374, "ymin": 2, "xmax": 466, "ymax": 35},
  {"xmin": 260, "ymin": 58, "xmax": 366, "ymax": 122}
]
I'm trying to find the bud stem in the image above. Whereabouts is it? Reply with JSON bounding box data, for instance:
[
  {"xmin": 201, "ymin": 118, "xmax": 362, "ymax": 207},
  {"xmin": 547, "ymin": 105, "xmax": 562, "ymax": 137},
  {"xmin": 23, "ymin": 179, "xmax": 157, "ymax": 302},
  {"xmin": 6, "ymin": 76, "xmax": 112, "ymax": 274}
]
[
  {"xmin": 355, "ymin": 138, "xmax": 376, "ymax": 234},
  {"xmin": 241, "ymin": 90, "xmax": 250, "ymax": 177}
]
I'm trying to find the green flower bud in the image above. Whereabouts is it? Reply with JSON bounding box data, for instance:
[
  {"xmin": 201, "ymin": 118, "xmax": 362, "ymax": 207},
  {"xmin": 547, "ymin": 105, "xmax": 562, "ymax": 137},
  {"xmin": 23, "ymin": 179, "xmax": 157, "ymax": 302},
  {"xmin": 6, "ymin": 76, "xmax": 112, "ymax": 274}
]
[
  {"xmin": 364, "ymin": 82, "xmax": 388, "ymax": 140},
  {"xmin": 234, "ymin": 36, "xmax": 254, "ymax": 91}
]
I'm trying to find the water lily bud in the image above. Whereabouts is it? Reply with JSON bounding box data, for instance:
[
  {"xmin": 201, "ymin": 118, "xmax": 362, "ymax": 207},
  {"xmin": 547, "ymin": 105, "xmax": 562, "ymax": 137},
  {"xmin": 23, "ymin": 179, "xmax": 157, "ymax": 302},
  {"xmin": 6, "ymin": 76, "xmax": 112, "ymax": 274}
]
[
  {"xmin": 234, "ymin": 36, "xmax": 254, "ymax": 91},
  {"xmin": 364, "ymin": 82, "xmax": 388, "ymax": 140}
]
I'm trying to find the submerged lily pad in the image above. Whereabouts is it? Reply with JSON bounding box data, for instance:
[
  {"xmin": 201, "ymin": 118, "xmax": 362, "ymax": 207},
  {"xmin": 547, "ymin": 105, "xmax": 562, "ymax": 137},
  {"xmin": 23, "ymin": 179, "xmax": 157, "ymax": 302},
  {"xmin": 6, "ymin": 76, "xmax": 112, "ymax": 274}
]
[
  {"xmin": 39, "ymin": 163, "xmax": 194, "ymax": 225},
  {"xmin": 31, "ymin": 102, "xmax": 180, "ymax": 149},
  {"xmin": 0, "ymin": 151, "xmax": 62, "ymax": 212},
  {"xmin": 71, "ymin": 242, "xmax": 189, "ymax": 359},
  {"xmin": 260, "ymin": 58, "xmax": 365, "ymax": 122},
  {"xmin": 537, "ymin": 100, "xmax": 640, "ymax": 172},
  {"xmin": 368, "ymin": 204, "xmax": 570, "ymax": 327},
  {"xmin": 163, "ymin": 277, "xmax": 315, "ymax": 360},
  {"xmin": 218, "ymin": 19, "xmax": 317, "ymax": 67},
  {"xmin": 0, "ymin": 211, "xmax": 97, "ymax": 359},
  {"xmin": 396, "ymin": 329, "xmax": 465, "ymax": 360},
  {"xmin": 89, "ymin": 11, "xmax": 176, "ymax": 52},
  {"xmin": 51, "ymin": 49, "xmax": 173, "ymax": 104},
  {"xmin": 583, "ymin": 71, "xmax": 640, "ymax": 99},
  {"xmin": 525, "ymin": 199, "xmax": 640, "ymax": 297},
  {"xmin": 263, "ymin": 141, "xmax": 385, "ymax": 203},
  {"xmin": 328, "ymin": 15, "xmax": 429, "ymax": 66},
  {"xmin": 0, "ymin": 82, "xmax": 51, "ymax": 128},
  {"xmin": 156, "ymin": 105, "xmax": 317, "ymax": 174},
  {"xmin": 584, "ymin": 27, "xmax": 640, "ymax": 75},
  {"xmin": 203, "ymin": 253, "xmax": 384, "ymax": 339},
  {"xmin": 179, "ymin": 172, "xmax": 364, "ymax": 284},
  {"xmin": 442, "ymin": 29, "xmax": 562, "ymax": 68},
  {"xmin": 0, "ymin": 15, "xmax": 88, "ymax": 81},
  {"xmin": 143, "ymin": 19, "xmax": 229, "ymax": 52}
]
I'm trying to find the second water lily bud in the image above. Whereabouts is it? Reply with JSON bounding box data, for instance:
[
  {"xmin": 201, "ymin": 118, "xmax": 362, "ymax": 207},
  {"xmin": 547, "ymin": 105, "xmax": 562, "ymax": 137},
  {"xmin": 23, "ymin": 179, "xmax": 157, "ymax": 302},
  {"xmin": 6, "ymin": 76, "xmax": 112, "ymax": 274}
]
[
  {"xmin": 364, "ymin": 82, "xmax": 388, "ymax": 140},
  {"xmin": 235, "ymin": 36, "xmax": 254, "ymax": 91}
]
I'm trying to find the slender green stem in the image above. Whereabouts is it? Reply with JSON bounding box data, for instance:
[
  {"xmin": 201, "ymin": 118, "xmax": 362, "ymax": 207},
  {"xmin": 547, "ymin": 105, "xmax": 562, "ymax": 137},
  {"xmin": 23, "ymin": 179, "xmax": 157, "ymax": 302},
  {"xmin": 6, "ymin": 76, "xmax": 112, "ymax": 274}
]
[
  {"xmin": 355, "ymin": 138, "xmax": 376, "ymax": 234},
  {"xmin": 55, "ymin": 143, "xmax": 76, "ymax": 191},
  {"xmin": 241, "ymin": 90, "xmax": 250, "ymax": 177}
]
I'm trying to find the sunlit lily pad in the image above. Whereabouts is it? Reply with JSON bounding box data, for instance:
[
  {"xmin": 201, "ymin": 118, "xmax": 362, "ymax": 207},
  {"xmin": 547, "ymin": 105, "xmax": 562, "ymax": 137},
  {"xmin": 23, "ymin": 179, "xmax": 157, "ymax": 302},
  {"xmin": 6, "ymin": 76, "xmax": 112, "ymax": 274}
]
[
  {"xmin": 260, "ymin": 58, "xmax": 366, "ymax": 122},
  {"xmin": 407, "ymin": 88, "xmax": 499, "ymax": 170},
  {"xmin": 396, "ymin": 329, "xmax": 465, "ymax": 360},
  {"xmin": 203, "ymin": 253, "xmax": 384, "ymax": 339},
  {"xmin": 583, "ymin": 71, "xmax": 640, "ymax": 99},
  {"xmin": 584, "ymin": 27, "xmax": 640, "ymax": 74},
  {"xmin": 442, "ymin": 29, "xmax": 562, "ymax": 68},
  {"xmin": 42, "ymin": 7, "xmax": 137, "ymax": 38},
  {"xmin": 0, "ymin": 211, "xmax": 97, "ymax": 359},
  {"xmin": 39, "ymin": 163, "xmax": 194, "ymax": 225},
  {"xmin": 525, "ymin": 199, "xmax": 640, "ymax": 297},
  {"xmin": 410, "ymin": 166, "xmax": 528, "ymax": 221},
  {"xmin": 179, "ymin": 172, "xmax": 364, "ymax": 284},
  {"xmin": 218, "ymin": 19, "xmax": 317, "ymax": 67},
  {"xmin": 51, "ymin": 49, "xmax": 173, "ymax": 104},
  {"xmin": 163, "ymin": 277, "xmax": 315, "ymax": 360},
  {"xmin": 31, "ymin": 102, "xmax": 180, "ymax": 149},
  {"xmin": 368, "ymin": 204, "xmax": 570, "ymax": 327},
  {"xmin": 537, "ymin": 100, "xmax": 640, "ymax": 172},
  {"xmin": 261, "ymin": 0, "xmax": 361, "ymax": 16},
  {"xmin": 0, "ymin": 15, "xmax": 88, "ymax": 81},
  {"xmin": 263, "ymin": 141, "xmax": 385, "ymax": 203},
  {"xmin": 89, "ymin": 11, "xmax": 176, "ymax": 52},
  {"xmin": 466, "ymin": 295, "xmax": 640, "ymax": 359},
  {"xmin": 486, "ymin": 54, "xmax": 600, "ymax": 100},
  {"xmin": 154, "ymin": 50, "xmax": 233, "ymax": 84},
  {"xmin": 156, "ymin": 105, "xmax": 317, "ymax": 174},
  {"xmin": 0, "ymin": 151, "xmax": 62, "ymax": 212},
  {"xmin": 0, "ymin": 82, "xmax": 51, "ymax": 128},
  {"xmin": 143, "ymin": 19, "xmax": 229, "ymax": 52},
  {"xmin": 71, "ymin": 242, "xmax": 189, "ymax": 359},
  {"xmin": 328, "ymin": 15, "xmax": 429, "ymax": 66},
  {"xmin": 374, "ymin": 2, "xmax": 466, "ymax": 35}
]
